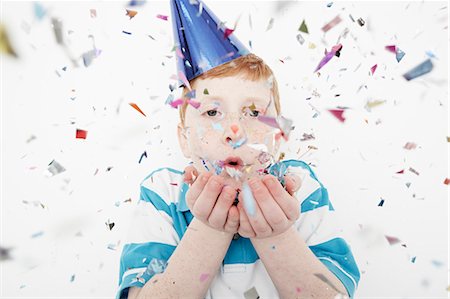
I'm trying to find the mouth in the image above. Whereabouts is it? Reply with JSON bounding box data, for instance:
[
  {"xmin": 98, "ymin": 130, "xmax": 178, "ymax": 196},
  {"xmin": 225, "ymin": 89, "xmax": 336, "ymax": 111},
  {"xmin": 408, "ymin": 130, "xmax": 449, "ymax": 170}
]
[{"xmin": 223, "ymin": 156, "xmax": 244, "ymax": 170}]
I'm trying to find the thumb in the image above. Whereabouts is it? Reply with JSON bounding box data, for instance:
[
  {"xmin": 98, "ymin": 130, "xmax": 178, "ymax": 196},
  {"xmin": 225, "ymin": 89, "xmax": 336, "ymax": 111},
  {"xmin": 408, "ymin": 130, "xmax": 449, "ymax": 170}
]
[{"xmin": 284, "ymin": 174, "xmax": 302, "ymax": 196}]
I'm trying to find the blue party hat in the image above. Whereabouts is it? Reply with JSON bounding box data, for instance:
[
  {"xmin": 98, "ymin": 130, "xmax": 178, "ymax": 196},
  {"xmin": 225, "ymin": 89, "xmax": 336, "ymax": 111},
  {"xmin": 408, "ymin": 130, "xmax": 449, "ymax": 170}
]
[{"xmin": 170, "ymin": 0, "xmax": 250, "ymax": 84}]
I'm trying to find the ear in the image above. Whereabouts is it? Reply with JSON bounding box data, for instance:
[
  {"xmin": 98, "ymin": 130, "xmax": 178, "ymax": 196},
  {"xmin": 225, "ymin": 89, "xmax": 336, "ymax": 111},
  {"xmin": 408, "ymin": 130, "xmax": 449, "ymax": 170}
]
[{"xmin": 177, "ymin": 123, "xmax": 191, "ymax": 159}]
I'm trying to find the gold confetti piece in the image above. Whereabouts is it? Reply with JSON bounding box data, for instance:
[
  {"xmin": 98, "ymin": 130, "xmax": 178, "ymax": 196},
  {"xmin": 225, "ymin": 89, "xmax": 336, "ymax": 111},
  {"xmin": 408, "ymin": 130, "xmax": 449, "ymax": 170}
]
[
  {"xmin": 0, "ymin": 24, "xmax": 17, "ymax": 57},
  {"xmin": 365, "ymin": 99, "xmax": 386, "ymax": 110},
  {"xmin": 308, "ymin": 42, "xmax": 316, "ymax": 49}
]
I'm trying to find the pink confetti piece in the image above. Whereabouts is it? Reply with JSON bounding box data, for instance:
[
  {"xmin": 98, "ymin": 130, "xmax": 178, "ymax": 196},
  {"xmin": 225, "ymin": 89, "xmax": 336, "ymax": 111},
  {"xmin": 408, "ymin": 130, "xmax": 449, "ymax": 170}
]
[
  {"xmin": 321, "ymin": 15, "xmax": 342, "ymax": 32},
  {"xmin": 169, "ymin": 99, "xmax": 184, "ymax": 108},
  {"xmin": 178, "ymin": 70, "xmax": 192, "ymax": 91},
  {"xmin": 385, "ymin": 45, "xmax": 397, "ymax": 53},
  {"xmin": 403, "ymin": 142, "xmax": 417, "ymax": 150},
  {"xmin": 200, "ymin": 273, "xmax": 209, "ymax": 282},
  {"xmin": 370, "ymin": 64, "xmax": 377, "ymax": 75},
  {"xmin": 257, "ymin": 115, "xmax": 279, "ymax": 128},
  {"xmin": 385, "ymin": 235, "xmax": 401, "ymax": 245},
  {"xmin": 224, "ymin": 28, "xmax": 234, "ymax": 39},
  {"xmin": 328, "ymin": 109, "xmax": 346, "ymax": 122},
  {"xmin": 176, "ymin": 47, "xmax": 184, "ymax": 59},
  {"xmin": 314, "ymin": 43, "xmax": 342, "ymax": 72},
  {"xmin": 156, "ymin": 14, "xmax": 168, "ymax": 21}
]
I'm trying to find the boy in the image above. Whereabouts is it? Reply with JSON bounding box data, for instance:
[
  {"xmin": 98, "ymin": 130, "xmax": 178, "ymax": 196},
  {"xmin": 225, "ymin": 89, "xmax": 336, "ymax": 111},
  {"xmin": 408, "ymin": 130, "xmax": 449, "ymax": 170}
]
[{"xmin": 117, "ymin": 1, "xmax": 360, "ymax": 298}]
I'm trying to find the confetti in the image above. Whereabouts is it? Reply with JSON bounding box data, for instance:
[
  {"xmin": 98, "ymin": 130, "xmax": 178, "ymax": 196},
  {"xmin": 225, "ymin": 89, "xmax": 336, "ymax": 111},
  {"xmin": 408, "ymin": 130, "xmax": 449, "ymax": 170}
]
[
  {"xmin": 370, "ymin": 64, "xmax": 377, "ymax": 75},
  {"xmin": 298, "ymin": 19, "xmax": 308, "ymax": 34},
  {"xmin": 145, "ymin": 258, "xmax": 167, "ymax": 276},
  {"xmin": 385, "ymin": 235, "xmax": 401, "ymax": 245},
  {"xmin": 82, "ymin": 48, "xmax": 102, "ymax": 67},
  {"xmin": 396, "ymin": 48, "xmax": 405, "ymax": 62},
  {"xmin": 224, "ymin": 28, "xmax": 234, "ymax": 39},
  {"xmin": 45, "ymin": 160, "xmax": 66, "ymax": 177},
  {"xmin": 203, "ymin": 88, "xmax": 209, "ymax": 95},
  {"xmin": 126, "ymin": 9, "xmax": 138, "ymax": 19},
  {"xmin": 31, "ymin": 231, "xmax": 44, "ymax": 238},
  {"xmin": 178, "ymin": 70, "xmax": 192, "ymax": 90},
  {"xmin": 327, "ymin": 2, "xmax": 333, "ymax": 8},
  {"xmin": 128, "ymin": 0, "xmax": 146, "ymax": 6},
  {"xmin": 296, "ymin": 33, "xmax": 305, "ymax": 45},
  {"xmin": 122, "ymin": 30, "xmax": 132, "ymax": 35},
  {"xmin": 314, "ymin": 43, "xmax": 342, "ymax": 72},
  {"xmin": 403, "ymin": 142, "xmax": 417, "ymax": 150},
  {"xmin": 70, "ymin": 274, "xmax": 75, "ymax": 282},
  {"xmin": 185, "ymin": 89, "xmax": 196, "ymax": 99},
  {"xmin": 243, "ymin": 286, "xmax": 260, "ymax": 299},
  {"xmin": 34, "ymin": 2, "xmax": 46, "ymax": 20},
  {"xmin": 357, "ymin": 17, "xmax": 365, "ymax": 26},
  {"xmin": 0, "ymin": 25, "xmax": 17, "ymax": 57},
  {"xmin": 90, "ymin": 9, "xmax": 97, "ymax": 18},
  {"xmin": 321, "ymin": 15, "xmax": 342, "ymax": 33},
  {"xmin": 403, "ymin": 59, "xmax": 433, "ymax": 81},
  {"xmin": 444, "ymin": 178, "xmax": 450, "ymax": 185},
  {"xmin": 266, "ymin": 18, "xmax": 274, "ymax": 31},
  {"xmin": 328, "ymin": 109, "xmax": 346, "ymax": 123},
  {"xmin": 200, "ymin": 273, "xmax": 210, "ymax": 282},
  {"xmin": 156, "ymin": 14, "xmax": 168, "ymax": 21},
  {"xmin": 105, "ymin": 219, "xmax": 115, "ymax": 230},
  {"xmin": 411, "ymin": 256, "xmax": 416, "ymax": 263},
  {"xmin": 408, "ymin": 167, "xmax": 420, "ymax": 176},
  {"xmin": 378, "ymin": 199, "xmax": 385, "ymax": 206},
  {"xmin": 129, "ymin": 103, "xmax": 146, "ymax": 116},
  {"xmin": 396, "ymin": 169, "xmax": 404, "ymax": 174},
  {"xmin": 139, "ymin": 151, "xmax": 147, "ymax": 163},
  {"xmin": 169, "ymin": 98, "xmax": 200, "ymax": 109},
  {"xmin": 0, "ymin": 246, "xmax": 13, "ymax": 261},
  {"xmin": 228, "ymin": 136, "xmax": 247, "ymax": 149},
  {"xmin": 76, "ymin": 129, "xmax": 87, "ymax": 139}
]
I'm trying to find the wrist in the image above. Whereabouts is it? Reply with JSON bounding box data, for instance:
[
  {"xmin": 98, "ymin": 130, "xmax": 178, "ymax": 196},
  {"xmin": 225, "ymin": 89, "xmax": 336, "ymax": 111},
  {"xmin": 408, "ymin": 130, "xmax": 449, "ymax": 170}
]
[{"xmin": 189, "ymin": 217, "xmax": 235, "ymax": 240}]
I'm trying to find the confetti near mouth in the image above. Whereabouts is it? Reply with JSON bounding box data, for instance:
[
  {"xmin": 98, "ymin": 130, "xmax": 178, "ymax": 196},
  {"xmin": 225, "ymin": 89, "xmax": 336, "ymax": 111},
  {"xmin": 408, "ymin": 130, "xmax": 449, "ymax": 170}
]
[
  {"xmin": 403, "ymin": 59, "xmax": 434, "ymax": 81},
  {"xmin": 242, "ymin": 181, "xmax": 256, "ymax": 217}
]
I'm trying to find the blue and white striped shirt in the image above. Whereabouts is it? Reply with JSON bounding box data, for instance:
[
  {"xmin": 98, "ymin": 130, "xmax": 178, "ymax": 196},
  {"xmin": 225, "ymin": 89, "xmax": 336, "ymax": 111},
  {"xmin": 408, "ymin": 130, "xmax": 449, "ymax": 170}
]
[{"xmin": 117, "ymin": 159, "xmax": 360, "ymax": 298}]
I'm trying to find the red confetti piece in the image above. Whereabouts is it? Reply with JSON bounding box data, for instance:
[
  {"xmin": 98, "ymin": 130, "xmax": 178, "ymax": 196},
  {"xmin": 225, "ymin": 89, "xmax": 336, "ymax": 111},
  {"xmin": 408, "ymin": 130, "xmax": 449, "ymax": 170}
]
[
  {"xmin": 156, "ymin": 14, "xmax": 168, "ymax": 21},
  {"xmin": 444, "ymin": 178, "xmax": 450, "ymax": 185},
  {"xmin": 224, "ymin": 28, "xmax": 234, "ymax": 39},
  {"xmin": 370, "ymin": 64, "xmax": 377, "ymax": 75},
  {"xmin": 76, "ymin": 129, "xmax": 87, "ymax": 139},
  {"xmin": 328, "ymin": 109, "xmax": 346, "ymax": 122},
  {"xmin": 385, "ymin": 45, "xmax": 397, "ymax": 53},
  {"xmin": 396, "ymin": 169, "xmax": 404, "ymax": 174},
  {"xmin": 129, "ymin": 103, "xmax": 146, "ymax": 116},
  {"xmin": 169, "ymin": 183, "xmax": 178, "ymax": 186}
]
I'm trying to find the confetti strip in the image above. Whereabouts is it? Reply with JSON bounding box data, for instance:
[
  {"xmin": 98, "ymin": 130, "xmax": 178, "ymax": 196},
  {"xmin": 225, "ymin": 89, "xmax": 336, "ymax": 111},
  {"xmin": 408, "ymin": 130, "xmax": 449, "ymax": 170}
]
[
  {"xmin": 321, "ymin": 15, "xmax": 342, "ymax": 32},
  {"xmin": 314, "ymin": 43, "xmax": 342, "ymax": 72},
  {"xmin": 139, "ymin": 151, "xmax": 147, "ymax": 163},
  {"xmin": 403, "ymin": 59, "xmax": 433, "ymax": 81},
  {"xmin": 156, "ymin": 14, "xmax": 168, "ymax": 21},
  {"xmin": 0, "ymin": 25, "xmax": 18, "ymax": 57},
  {"xmin": 129, "ymin": 102, "xmax": 146, "ymax": 116},
  {"xmin": 76, "ymin": 129, "xmax": 87, "ymax": 139},
  {"xmin": 266, "ymin": 18, "xmax": 274, "ymax": 31},
  {"xmin": 242, "ymin": 181, "xmax": 256, "ymax": 217},
  {"xmin": 378, "ymin": 199, "xmax": 385, "ymax": 206}
]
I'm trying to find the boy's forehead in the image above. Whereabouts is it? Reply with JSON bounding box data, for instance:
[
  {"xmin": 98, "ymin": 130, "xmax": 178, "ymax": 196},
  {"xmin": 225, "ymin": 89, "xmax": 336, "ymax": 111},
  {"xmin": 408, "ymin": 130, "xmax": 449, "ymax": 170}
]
[{"xmin": 194, "ymin": 76, "xmax": 271, "ymax": 104}]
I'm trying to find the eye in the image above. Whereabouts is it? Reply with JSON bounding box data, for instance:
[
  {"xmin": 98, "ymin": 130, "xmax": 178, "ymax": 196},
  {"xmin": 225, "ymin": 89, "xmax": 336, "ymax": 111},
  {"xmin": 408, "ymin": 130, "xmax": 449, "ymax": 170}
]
[
  {"xmin": 250, "ymin": 110, "xmax": 260, "ymax": 117},
  {"xmin": 205, "ymin": 109, "xmax": 219, "ymax": 117}
]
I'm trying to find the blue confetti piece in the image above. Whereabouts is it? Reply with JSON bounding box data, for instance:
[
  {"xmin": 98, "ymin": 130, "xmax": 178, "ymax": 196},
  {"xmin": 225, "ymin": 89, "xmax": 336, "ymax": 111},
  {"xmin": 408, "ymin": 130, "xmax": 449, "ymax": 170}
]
[
  {"xmin": 122, "ymin": 30, "xmax": 132, "ymax": 35},
  {"xmin": 403, "ymin": 59, "xmax": 433, "ymax": 81},
  {"xmin": 378, "ymin": 199, "xmax": 385, "ymax": 206},
  {"xmin": 242, "ymin": 181, "xmax": 256, "ymax": 217},
  {"xmin": 396, "ymin": 48, "xmax": 405, "ymax": 62},
  {"xmin": 211, "ymin": 122, "xmax": 224, "ymax": 131},
  {"xmin": 145, "ymin": 258, "xmax": 167, "ymax": 276},
  {"xmin": 201, "ymin": 159, "xmax": 210, "ymax": 171},
  {"xmin": 34, "ymin": 2, "xmax": 46, "ymax": 20},
  {"xmin": 185, "ymin": 89, "xmax": 196, "ymax": 99},
  {"xmin": 31, "ymin": 231, "xmax": 44, "ymax": 238},
  {"xmin": 229, "ymin": 136, "xmax": 247, "ymax": 149}
]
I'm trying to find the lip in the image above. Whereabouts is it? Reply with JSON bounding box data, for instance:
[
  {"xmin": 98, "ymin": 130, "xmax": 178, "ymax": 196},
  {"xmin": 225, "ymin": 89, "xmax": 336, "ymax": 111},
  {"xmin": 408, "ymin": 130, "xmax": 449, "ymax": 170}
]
[{"xmin": 223, "ymin": 156, "xmax": 244, "ymax": 169}]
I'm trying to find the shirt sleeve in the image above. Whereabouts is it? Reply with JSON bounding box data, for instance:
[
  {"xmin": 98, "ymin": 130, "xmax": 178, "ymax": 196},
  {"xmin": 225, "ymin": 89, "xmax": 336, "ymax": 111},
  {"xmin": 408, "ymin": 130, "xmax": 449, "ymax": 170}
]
[
  {"xmin": 282, "ymin": 160, "xmax": 361, "ymax": 298},
  {"xmin": 116, "ymin": 169, "xmax": 182, "ymax": 299}
]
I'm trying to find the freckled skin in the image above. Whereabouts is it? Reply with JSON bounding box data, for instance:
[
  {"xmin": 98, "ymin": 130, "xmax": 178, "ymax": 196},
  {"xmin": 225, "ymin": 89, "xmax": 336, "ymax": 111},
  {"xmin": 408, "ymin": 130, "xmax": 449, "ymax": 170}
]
[{"xmin": 179, "ymin": 75, "xmax": 281, "ymax": 191}]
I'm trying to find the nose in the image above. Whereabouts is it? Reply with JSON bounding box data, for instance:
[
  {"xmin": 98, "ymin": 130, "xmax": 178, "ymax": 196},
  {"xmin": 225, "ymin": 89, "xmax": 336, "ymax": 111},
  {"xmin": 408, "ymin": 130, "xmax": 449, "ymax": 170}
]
[
  {"xmin": 223, "ymin": 123, "xmax": 246, "ymax": 147},
  {"xmin": 231, "ymin": 124, "xmax": 239, "ymax": 134}
]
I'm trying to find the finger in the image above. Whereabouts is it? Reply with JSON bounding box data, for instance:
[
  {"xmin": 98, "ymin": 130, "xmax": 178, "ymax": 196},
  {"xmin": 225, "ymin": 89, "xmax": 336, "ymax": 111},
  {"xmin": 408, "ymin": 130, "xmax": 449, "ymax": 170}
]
[
  {"xmin": 192, "ymin": 175, "xmax": 224, "ymax": 221},
  {"xmin": 223, "ymin": 205, "xmax": 239, "ymax": 233},
  {"xmin": 247, "ymin": 177, "xmax": 288, "ymax": 232},
  {"xmin": 185, "ymin": 171, "xmax": 213, "ymax": 210},
  {"xmin": 239, "ymin": 185, "xmax": 272, "ymax": 237},
  {"xmin": 237, "ymin": 202, "xmax": 256, "ymax": 238},
  {"xmin": 183, "ymin": 165, "xmax": 199, "ymax": 185},
  {"xmin": 284, "ymin": 174, "xmax": 302, "ymax": 196},
  {"xmin": 262, "ymin": 175, "xmax": 300, "ymax": 221},
  {"xmin": 207, "ymin": 185, "xmax": 236, "ymax": 229}
]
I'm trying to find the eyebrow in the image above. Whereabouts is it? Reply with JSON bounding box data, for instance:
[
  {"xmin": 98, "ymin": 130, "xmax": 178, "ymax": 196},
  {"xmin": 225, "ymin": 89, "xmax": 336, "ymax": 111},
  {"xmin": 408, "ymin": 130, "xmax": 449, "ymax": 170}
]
[{"xmin": 201, "ymin": 95, "xmax": 269, "ymax": 105}]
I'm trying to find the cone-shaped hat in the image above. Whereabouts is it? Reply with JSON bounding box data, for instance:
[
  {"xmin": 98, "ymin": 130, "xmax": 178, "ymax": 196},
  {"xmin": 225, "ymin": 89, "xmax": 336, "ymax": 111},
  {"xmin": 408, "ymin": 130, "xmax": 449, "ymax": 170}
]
[{"xmin": 170, "ymin": 0, "xmax": 250, "ymax": 84}]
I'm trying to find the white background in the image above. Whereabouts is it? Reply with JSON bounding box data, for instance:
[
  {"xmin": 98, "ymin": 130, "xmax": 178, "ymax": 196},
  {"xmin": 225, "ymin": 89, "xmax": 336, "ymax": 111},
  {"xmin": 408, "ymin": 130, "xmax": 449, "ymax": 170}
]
[{"xmin": 1, "ymin": 1, "xmax": 448, "ymax": 298}]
